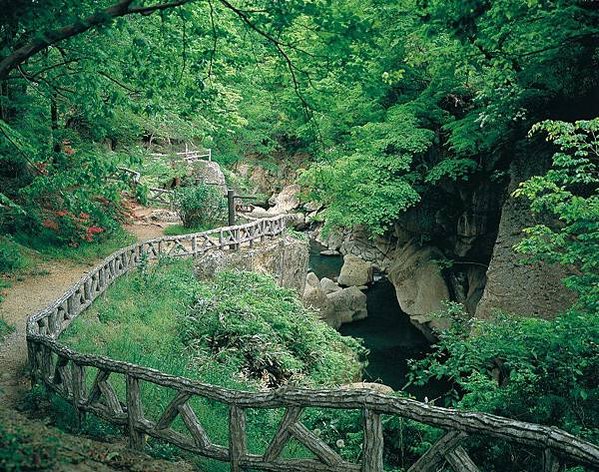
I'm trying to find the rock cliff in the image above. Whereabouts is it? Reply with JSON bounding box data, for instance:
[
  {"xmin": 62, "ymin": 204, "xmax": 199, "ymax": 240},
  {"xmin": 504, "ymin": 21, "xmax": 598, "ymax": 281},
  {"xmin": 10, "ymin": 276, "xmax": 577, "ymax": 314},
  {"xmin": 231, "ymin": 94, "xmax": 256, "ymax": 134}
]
[{"xmin": 194, "ymin": 234, "xmax": 309, "ymax": 294}]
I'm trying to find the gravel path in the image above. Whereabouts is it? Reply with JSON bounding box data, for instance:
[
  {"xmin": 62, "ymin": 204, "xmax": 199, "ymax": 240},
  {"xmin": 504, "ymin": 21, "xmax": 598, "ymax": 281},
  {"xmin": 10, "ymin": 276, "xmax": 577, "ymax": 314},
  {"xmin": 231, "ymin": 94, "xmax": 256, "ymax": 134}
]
[{"xmin": 0, "ymin": 259, "xmax": 93, "ymax": 404}]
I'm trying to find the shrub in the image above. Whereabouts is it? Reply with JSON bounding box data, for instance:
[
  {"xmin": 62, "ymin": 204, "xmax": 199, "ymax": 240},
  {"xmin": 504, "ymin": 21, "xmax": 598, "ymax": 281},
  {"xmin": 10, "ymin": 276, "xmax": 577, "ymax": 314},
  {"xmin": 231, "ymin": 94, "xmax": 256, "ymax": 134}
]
[
  {"xmin": 0, "ymin": 237, "xmax": 24, "ymax": 274},
  {"xmin": 173, "ymin": 184, "xmax": 227, "ymax": 228},
  {"xmin": 182, "ymin": 270, "xmax": 365, "ymax": 388},
  {"xmin": 409, "ymin": 304, "xmax": 599, "ymax": 469}
]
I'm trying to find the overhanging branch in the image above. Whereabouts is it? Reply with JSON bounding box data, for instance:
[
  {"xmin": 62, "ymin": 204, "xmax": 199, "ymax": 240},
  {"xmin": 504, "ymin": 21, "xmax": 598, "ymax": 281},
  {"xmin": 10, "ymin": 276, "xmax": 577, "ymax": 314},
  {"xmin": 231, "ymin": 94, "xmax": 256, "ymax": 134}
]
[{"xmin": 0, "ymin": 0, "xmax": 194, "ymax": 79}]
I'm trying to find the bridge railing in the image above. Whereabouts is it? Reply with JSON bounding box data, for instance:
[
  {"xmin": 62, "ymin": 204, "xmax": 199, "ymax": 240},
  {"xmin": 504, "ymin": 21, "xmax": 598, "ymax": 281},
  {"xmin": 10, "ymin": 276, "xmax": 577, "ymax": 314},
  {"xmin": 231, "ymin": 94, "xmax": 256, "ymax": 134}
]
[{"xmin": 26, "ymin": 215, "xmax": 599, "ymax": 472}]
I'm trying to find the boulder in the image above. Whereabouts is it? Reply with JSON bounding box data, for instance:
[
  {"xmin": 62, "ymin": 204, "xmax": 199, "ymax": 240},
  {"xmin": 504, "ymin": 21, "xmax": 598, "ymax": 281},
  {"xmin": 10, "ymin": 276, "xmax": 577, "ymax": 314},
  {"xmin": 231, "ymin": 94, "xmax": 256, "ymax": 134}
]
[
  {"xmin": 192, "ymin": 160, "xmax": 227, "ymax": 195},
  {"xmin": 284, "ymin": 212, "xmax": 307, "ymax": 230},
  {"xmin": 193, "ymin": 235, "xmax": 309, "ymax": 294},
  {"xmin": 268, "ymin": 184, "xmax": 301, "ymax": 214},
  {"xmin": 338, "ymin": 254, "xmax": 374, "ymax": 287},
  {"xmin": 302, "ymin": 274, "xmax": 367, "ymax": 329},
  {"xmin": 387, "ymin": 243, "xmax": 450, "ymax": 317},
  {"xmin": 303, "ymin": 273, "xmax": 334, "ymax": 323},
  {"xmin": 321, "ymin": 277, "xmax": 342, "ymax": 295},
  {"xmin": 341, "ymin": 382, "xmax": 394, "ymax": 395},
  {"xmin": 326, "ymin": 286, "xmax": 368, "ymax": 327},
  {"xmin": 145, "ymin": 209, "xmax": 180, "ymax": 223},
  {"xmin": 193, "ymin": 250, "xmax": 227, "ymax": 281}
]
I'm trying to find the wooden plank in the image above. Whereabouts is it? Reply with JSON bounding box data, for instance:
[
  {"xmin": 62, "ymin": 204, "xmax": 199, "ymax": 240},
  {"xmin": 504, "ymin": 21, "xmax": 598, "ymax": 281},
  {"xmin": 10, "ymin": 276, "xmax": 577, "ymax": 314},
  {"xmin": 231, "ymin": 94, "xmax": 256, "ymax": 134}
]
[
  {"xmin": 87, "ymin": 369, "xmax": 110, "ymax": 405},
  {"xmin": 98, "ymin": 379, "xmax": 124, "ymax": 414},
  {"xmin": 408, "ymin": 431, "xmax": 466, "ymax": 472},
  {"xmin": 178, "ymin": 402, "xmax": 211, "ymax": 449},
  {"xmin": 289, "ymin": 422, "xmax": 343, "ymax": 466},
  {"xmin": 362, "ymin": 409, "xmax": 383, "ymax": 472},
  {"xmin": 70, "ymin": 362, "xmax": 86, "ymax": 429},
  {"xmin": 542, "ymin": 448, "xmax": 562, "ymax": 472},
  {"xmin": 155, "ymin": 392, "xmax": 191, "ymax": 430}
]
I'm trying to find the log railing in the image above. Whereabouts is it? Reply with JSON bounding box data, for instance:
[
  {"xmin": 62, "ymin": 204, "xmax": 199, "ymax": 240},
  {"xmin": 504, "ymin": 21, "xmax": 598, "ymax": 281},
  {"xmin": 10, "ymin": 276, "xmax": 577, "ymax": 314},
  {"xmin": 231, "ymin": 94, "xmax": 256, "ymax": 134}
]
[{"xmin": 26, "ymin": 215, "xmax": 599, "ymax": 472}]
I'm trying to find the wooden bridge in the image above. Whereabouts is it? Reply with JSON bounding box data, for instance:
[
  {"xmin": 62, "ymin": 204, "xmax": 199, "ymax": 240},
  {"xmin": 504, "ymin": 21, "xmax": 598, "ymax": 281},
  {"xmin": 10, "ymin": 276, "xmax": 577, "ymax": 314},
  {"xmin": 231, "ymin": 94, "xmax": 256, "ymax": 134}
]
[{"xmin": 26, "ymin": 216, "xmax": 599, "ymax": 471}]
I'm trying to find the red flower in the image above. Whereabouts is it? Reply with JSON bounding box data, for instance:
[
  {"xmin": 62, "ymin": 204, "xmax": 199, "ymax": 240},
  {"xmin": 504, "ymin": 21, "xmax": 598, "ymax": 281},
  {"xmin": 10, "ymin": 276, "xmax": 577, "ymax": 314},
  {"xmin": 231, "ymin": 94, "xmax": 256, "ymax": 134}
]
[
  {"xmin": 42, "ymin": 219, "xmax": 59, "ymax": 230},
  {"xmin": 87, "ymin": 226, "xmax": 104, "ymax": 234},
  {"xmin": 56, "ymin": 210, "xmax": 69, "ymax": 217}
]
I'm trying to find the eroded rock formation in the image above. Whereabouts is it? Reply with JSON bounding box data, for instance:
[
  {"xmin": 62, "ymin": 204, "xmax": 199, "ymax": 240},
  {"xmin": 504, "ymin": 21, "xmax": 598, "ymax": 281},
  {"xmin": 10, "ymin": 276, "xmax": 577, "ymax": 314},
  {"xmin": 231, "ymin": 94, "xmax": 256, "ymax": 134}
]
[
  {"xmin": 475, "ymin": 154, "xmax": 575, "ymax": 319},
  {"xmin": 338, "ymin": 254, "xmax": 374, "ymax": 287},
  {"xmin": 193, "ymin": 234, "xmax": 309, "ymax": 294}
]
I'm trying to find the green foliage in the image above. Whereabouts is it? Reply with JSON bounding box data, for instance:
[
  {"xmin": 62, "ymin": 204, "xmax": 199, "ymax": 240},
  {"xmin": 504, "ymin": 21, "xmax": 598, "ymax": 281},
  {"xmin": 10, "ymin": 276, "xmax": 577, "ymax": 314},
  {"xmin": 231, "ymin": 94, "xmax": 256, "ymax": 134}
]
[
  {"xmin": 411, "ymin": 305, "xmax": 599, "ymax": 467},
  {"xmin": 408, "ymin": 119, "xmax": 599, "ymax": 469},
  {"xmin": 514, "ymin": 119, "xmax": 599, "ymax": 314},
  {"xmin": 0, "ymin": 236, "xmax": 24, "ymax": 273},
  {"xmin": 301, "ymin": 109, "xmax": 432, "ymax": 235},
  {"xmin": 173, "ymin": 183, "xmax": 227, "ymax": 229},
  {"xmin": 60, "ymin": 258, "xmax": 365, "ymax": 469},
  {"xmin": 0, "ymin": 422, "xmax": 58, "ymax": 471},
  {"xmin": 183, "ymin": 270, "xmax": 365, "ymax": 388},
  {"xmin": 13, "ymin": 228, "xmax": 134, "ymax": 265}
]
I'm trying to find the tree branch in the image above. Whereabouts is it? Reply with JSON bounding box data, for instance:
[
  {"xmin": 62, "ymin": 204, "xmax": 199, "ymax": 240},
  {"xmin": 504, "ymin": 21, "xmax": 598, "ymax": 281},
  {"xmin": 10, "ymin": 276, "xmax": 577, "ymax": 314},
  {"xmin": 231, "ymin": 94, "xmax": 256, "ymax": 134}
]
[
  {"xmin": 217, "ymin": 0, "xmax": 313, "ymax": 114},
  {"xmin": 0, "ymin": 0, "xmax": 194, "ymax": 79}
]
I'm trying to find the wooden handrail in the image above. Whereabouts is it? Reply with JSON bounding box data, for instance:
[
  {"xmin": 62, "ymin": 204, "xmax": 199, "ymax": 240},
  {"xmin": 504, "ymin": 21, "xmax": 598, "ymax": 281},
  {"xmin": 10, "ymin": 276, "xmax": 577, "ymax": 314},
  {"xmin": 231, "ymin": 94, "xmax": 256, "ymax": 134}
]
[{"xmin": 25, "ymin": 215, "xmax": 599, "ymax": 471}]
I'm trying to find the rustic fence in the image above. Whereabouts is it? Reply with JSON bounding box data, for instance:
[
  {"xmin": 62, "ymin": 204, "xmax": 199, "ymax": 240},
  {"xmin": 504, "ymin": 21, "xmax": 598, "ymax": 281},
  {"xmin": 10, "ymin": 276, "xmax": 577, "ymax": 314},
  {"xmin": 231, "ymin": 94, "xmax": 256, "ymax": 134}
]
[
  {"xmin": 26, "ymin": 215, "xmax": 599, "ymax": 472},
  {"xmin": 117, "ymin": 147, "xmax": 213, "ymax": 207}
]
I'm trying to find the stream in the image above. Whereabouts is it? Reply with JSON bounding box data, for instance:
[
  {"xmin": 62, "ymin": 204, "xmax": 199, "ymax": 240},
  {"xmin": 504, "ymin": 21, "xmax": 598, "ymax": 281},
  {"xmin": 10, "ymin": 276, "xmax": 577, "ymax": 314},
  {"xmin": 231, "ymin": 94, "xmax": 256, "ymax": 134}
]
[{"xmin": 309, "ymin": 241, "xmax": 447, "ymax": 400}]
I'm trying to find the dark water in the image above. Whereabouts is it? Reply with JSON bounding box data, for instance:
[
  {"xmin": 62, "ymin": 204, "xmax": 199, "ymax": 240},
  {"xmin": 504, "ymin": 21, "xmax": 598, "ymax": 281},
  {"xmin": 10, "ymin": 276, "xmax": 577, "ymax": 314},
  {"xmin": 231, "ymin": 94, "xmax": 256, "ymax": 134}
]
[
  {"xmin": 309, "ymin": 240, "xmax": 446, "ymax": 400},
  {"xmin": 308, "ymin": 241, "xmax": 344, "ymax": 280}
]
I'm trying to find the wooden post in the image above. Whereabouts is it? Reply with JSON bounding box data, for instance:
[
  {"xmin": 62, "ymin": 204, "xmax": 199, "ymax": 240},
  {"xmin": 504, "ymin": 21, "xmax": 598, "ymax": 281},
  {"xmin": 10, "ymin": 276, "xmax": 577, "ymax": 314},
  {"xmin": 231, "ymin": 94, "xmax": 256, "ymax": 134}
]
[
  {"xmin": 27, "ymin": 342, "xmax": 37, "ymax": 387},
  {"xmin": 229, "ymin": 405, "xmax": 247, "ymax": 472},
  {"xmin": 543, "ymin": 449, "xmax": 562, "ymax": 472},
  {"xmin": 126, "ymin": 375, "xmax": 145, "ymax": 450},
  {"xmin": 71, "ymin": 362, "xmax": 86, "ymax": 430},
  {"xmin": 362, "ymin": 409, "xmax": 384, "ymax": 472},
  {"xmin": 228, "ymin": 190, "xmax": 236, "ymax": 227}
]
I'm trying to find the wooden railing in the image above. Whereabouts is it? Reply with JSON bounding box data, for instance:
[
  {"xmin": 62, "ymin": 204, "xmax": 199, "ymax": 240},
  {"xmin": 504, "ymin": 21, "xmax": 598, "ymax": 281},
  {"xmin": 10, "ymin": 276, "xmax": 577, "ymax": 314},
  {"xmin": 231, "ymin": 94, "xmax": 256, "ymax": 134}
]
[{"xmin": 26, "ymin": 215, "xmax": 599, "ymax": 472}]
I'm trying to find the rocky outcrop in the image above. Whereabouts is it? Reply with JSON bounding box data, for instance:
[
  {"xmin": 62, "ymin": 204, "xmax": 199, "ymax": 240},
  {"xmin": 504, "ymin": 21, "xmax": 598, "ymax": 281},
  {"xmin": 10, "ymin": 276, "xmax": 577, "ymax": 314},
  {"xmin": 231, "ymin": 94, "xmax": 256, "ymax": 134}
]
[
  {"xmin": 194, "ymin": 235, "xmax": 309, "ymax": 294},
  {"xmin": 302, "ymin": 273, "xmax": 367, "ymax": 329},
  {"xmin": 327, "ymin": 286, "xmax": 368, "ymax": 326},
  {"xmin": 387, "ymin": 242, "xmax": 451, "ymax": 340},
  {"xmin": 313, "ymin": 226, "xmax": 395, "ymax": 270},
  {"xmin": 341, "ymin": 382, "xmax": 394, "ymax": 394},
  {"xmin": 321, "ymin": 277, "xmax": 342, "ymax": 295},
  {"xmin": 192, "ymin": 160, "xmax": 227, "ymax": 194},
  {"xmin": 246, "ymin": 184, "xmax": 307, "ymax": 229},
  {"xmin": 388, "ymin": 243, "xmax": 449, "ymax": 316},
  {"xmin": 338, "ymin": 255, "xmax": 374, "ymax": 287},
  {"xmin": 475, "ymin": 154, "xmax": 575, "ymax": 319},
  {"xmin": 268, "ymin": 184, "xmax": 301, "ymax": 214}
]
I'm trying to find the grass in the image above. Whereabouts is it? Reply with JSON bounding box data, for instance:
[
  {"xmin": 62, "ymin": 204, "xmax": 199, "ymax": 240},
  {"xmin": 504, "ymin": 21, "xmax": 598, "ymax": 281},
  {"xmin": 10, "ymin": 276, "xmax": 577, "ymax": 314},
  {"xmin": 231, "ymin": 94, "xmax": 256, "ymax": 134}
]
[
  {"xmin": 60, "ymin": 257, "xmax": 232, "ymax": 469},
  {"xmin": 58, "ymin": 258, "xmax": 366, "ymax": 469},
  {"xmin": 0, "ymin": 318, "xmax": 15, "ymax": 343},
  {"xmin": 0, "ymin": 420, "xmax": 58, "ymax": 471},
  {"xmin": 13, "ymin": 229, "xmax": 135, "ymax": 265},
  {"xmin": 163, "ymin": 223, "xmax": 215, "ymax": 236}
]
